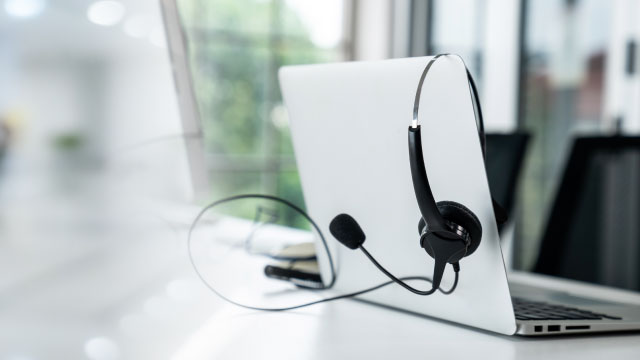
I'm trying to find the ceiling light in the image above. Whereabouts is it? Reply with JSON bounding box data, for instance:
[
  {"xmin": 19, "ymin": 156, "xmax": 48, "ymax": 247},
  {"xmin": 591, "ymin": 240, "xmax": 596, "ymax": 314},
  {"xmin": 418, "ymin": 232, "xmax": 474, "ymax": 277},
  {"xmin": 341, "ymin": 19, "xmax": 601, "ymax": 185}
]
[
  {"xmin": 4, "ymin": 0, "xmax": 46, "ymax": 18},
  {"xmin": 87, "ymin": 1, "xmax": 125, "ymax": 27}
]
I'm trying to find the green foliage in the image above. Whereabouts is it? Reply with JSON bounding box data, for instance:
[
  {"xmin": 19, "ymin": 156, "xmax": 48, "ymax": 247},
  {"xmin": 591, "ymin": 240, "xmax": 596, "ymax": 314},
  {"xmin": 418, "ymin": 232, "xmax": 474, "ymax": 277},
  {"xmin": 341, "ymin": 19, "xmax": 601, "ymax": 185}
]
[
  {"xmin": 52, "ymin": 133, "xmax": 84, "ymax": 151},
  {"xmin": 179, "ymin": 0, "xmax": 342, "ymax": 208}
]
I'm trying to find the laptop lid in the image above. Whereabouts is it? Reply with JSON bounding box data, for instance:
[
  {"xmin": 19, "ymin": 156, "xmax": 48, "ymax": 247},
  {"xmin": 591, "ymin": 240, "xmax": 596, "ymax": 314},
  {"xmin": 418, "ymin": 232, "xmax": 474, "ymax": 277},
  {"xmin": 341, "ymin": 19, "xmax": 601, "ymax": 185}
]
[{"xmin": 280, "ymin": 56, "xmax": 516, "ymax": 335}]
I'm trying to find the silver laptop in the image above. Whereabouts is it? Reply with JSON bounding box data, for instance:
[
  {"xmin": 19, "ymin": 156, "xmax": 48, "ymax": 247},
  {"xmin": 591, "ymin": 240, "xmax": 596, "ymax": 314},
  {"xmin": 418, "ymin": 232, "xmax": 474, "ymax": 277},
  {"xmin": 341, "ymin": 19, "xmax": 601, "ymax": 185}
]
[
  {"xmin": 278, "ymin": 56, "xmax": 640, "ymax": 336},
  {"xmin": 159, "ymin": 0, "xmax": 640, "ymax": 336}
]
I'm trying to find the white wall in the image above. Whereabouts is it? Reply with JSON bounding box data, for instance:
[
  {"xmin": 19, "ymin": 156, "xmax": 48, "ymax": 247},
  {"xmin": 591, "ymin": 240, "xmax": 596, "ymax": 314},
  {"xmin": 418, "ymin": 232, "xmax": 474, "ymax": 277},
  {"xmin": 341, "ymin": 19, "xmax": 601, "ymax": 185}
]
[{"xmin": 0, "ymin": 0, "xmax": 193, "ymax": 202}]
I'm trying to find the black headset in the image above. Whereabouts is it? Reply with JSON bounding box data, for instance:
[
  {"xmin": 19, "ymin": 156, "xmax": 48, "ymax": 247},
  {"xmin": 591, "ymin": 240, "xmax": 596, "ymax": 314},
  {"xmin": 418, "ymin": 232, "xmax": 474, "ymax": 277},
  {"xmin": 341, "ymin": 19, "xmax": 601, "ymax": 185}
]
[
  {"xmin": 190, "ymin": 55, "xmax": 502, "ymax": 311},
  {"xmin": 408, "ymin": 54, "xmax": 484, "ymax": 290},
  {"xmin": 331, "ymin": 54, "xmax": 499, "ymax": 294}
]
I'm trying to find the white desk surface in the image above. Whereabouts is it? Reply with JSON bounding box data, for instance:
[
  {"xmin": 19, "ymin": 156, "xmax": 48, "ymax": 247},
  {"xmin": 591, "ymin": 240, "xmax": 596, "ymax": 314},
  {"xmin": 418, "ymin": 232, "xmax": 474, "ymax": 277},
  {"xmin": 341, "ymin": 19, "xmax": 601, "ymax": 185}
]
[
  {"xmin": 1, "ymin": 187, "xmax": 639, "ymax": 360},
  {"xmin": 174, "ymin": 295, "xmax": 640, "ymax": 360}
]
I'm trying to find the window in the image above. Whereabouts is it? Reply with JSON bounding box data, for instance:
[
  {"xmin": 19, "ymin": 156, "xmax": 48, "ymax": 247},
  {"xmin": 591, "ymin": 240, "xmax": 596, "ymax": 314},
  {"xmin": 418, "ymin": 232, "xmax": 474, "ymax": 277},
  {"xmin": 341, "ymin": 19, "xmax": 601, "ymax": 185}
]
[
  {"xmin": 516, "ymin": 0, "xmax": 611, "ymax": 269},
  {"xmin": 177, "ymin": 0, "xmax": 350, "ymax": 207}
]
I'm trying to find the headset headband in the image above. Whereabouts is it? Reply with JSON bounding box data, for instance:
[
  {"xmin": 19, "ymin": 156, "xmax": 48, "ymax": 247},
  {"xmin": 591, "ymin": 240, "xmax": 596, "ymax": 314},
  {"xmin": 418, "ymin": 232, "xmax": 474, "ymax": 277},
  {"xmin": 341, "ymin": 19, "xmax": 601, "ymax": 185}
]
[{"xmin": 408, "ymin": 54, "xmax": 486, "ymax": 234}]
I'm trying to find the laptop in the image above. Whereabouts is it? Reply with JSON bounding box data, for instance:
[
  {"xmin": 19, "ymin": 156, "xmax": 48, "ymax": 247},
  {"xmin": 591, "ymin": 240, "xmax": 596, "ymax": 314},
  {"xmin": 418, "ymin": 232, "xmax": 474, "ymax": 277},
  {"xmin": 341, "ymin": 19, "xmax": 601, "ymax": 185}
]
[
  {"xmin": 158, "ymin": 0, "xmax": 640, "ymax": 336},
  {"xmin": 278, "ymin": 56, "xmax": 640, "ymax": 336}
]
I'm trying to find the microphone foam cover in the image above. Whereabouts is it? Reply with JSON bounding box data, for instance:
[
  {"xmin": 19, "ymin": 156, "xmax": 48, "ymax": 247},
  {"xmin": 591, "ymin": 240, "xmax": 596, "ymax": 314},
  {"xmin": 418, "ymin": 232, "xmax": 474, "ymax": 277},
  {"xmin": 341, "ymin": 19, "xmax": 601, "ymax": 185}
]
[{"xmin": 329, "ymin": 214, "xmax": 366, "ymax": 250}]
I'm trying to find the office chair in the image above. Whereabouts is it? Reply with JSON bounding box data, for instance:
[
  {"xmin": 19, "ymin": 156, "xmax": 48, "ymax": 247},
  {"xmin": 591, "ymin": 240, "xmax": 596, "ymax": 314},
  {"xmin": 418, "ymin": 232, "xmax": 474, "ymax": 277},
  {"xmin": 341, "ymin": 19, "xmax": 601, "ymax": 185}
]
[
  {"xmin": 485, "ymin": 132, "xmax": 530, "ymax": 233},
  {"xmin": 534, "ymin": 136, "xmax": 640, "ymax": 292}
]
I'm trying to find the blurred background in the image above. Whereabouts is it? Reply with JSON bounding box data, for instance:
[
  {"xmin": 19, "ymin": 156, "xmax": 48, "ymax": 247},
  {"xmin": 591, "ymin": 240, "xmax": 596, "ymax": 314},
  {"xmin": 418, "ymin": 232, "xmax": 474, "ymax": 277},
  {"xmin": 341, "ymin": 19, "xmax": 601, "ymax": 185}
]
[{"xmin": 1, "ymin": 0, "xmax": 639, "ymax": 358}]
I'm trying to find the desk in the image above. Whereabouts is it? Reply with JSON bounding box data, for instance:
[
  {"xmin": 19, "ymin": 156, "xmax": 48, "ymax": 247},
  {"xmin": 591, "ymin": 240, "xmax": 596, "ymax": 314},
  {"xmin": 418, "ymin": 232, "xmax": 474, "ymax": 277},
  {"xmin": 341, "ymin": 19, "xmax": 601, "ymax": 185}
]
[
  {"xmin": 1, "ymin": 189, "xmax": 639, "ymax": 359},
  {"xmin": 172, "ymin": 296, "xmax": 640, "ymax": 360}
]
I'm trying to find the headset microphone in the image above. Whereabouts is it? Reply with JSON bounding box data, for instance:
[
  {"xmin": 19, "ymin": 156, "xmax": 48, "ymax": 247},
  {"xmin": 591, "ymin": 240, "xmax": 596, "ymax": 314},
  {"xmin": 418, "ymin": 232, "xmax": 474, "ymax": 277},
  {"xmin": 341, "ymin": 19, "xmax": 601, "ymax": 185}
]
[
  {"xmin": 329, "ymin": 213, "xmax": 366, "ymax": 249},
  {"xmin": 329, "ymin": 214, "xmax": 459, "ymax": 295}
]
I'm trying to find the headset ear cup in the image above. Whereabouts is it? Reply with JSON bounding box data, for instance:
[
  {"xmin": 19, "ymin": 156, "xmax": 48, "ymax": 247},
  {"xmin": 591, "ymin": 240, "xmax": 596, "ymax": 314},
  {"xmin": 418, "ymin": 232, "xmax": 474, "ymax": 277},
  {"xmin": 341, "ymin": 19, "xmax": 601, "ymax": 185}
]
[{"xmin": 436, "ymin": 201, "xmax": 482, "ymax": 257}]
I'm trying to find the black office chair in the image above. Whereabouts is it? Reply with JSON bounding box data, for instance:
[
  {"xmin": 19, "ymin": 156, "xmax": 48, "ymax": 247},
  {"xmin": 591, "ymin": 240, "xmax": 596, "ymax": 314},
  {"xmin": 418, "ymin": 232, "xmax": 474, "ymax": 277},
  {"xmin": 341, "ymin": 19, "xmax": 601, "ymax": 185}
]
[
  {"xmin": 534, "ymin": 136, "xmax": 640, "ymax": 292},
  {"xmin": 485, "ymin": 132, "xmax": 530, "ymax": 233}
]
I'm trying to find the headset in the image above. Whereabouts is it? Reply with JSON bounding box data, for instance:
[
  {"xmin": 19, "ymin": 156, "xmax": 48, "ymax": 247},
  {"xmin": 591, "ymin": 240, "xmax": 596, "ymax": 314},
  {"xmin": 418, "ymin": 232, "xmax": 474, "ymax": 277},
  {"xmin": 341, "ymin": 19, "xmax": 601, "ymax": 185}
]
[
  {"xmin": 190, "ymin": 55, "xmax": 504, "ymax": 310},
  {"xmin": 330, "ymin": 54, "xmax": 504, "ymax": 295}
]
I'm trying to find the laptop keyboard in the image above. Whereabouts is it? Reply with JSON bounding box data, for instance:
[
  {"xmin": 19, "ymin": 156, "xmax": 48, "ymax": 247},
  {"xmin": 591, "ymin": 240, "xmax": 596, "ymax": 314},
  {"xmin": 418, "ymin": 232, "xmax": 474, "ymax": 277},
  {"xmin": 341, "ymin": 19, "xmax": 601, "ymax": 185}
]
[{"xmin": 512, "ymin": 297, "xmax": 622, "ymax": 321}]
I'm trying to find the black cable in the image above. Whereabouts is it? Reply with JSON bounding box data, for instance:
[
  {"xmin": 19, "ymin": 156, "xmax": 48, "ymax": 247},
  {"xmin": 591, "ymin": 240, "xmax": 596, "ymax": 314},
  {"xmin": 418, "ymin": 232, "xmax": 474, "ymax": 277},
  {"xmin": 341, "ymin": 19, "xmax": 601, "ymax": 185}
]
[
  {"xmin": 257, "ymin": 274, "xmax": 457, "ymax": 312},
  {"xmin": 188, "ymin": 272, "xmax": 457, "ymax": 312},
  {"xmin": 359, "ymin": 245, "xmax": 438, "ymax": 295},
  {"xmin": 188, "ymin": 194, "xmax": 461, "ymax": 312},
  {"xmin": 439, "ymin": 270, "xmax": 459, "ymax": 295},
  {"xmin": 187, "ymin": 194, "xmax": 336, "ymax": 290}
]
